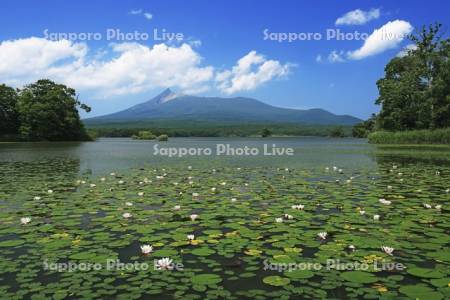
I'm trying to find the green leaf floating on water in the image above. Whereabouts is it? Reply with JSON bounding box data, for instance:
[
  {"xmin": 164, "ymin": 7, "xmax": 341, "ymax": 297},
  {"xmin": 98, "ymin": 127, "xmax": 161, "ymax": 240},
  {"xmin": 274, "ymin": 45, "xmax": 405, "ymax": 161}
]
[
  {"xmin": 191, "ymin": 274, "xmax": 222, "ymax": 285},
  {"xmin": 284, "ymin": 269, "xmax": 314, "ymax": 279},
  {"xmin": 262, "ymin": 275, "xmax": 291, "ymax": 286},
  {"xmin": 340, "ymin": 271, "xmax": 378, "ymax": 284},
  {"xmin": 0, "ymin": 239, "xmax": 25, "ymax": 247},
  {"xmin": 407, "ymin": 267, "xmax": 445, "ymax": 278},
  {"xmin": 191, "ymin": 248, "xmax": 215, "ymax": 256},
  {"xmin": 399, "ymin": 285, "xmax": 443, "ymax": 300}
]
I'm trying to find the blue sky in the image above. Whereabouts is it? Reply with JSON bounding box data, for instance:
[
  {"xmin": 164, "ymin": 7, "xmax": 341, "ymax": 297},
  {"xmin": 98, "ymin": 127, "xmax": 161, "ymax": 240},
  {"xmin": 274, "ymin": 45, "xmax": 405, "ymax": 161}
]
[{"xmin": 0, "ymin": 0, "xmax": 449, "ymax": 119}]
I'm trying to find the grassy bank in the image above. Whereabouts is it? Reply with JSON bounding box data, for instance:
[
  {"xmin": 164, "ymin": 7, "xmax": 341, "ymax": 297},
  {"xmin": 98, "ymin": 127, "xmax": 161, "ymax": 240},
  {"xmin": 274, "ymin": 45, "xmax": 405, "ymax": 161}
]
[{"xmin": 368, "ymin": 128, "xmax": 450, "ymax": 144}]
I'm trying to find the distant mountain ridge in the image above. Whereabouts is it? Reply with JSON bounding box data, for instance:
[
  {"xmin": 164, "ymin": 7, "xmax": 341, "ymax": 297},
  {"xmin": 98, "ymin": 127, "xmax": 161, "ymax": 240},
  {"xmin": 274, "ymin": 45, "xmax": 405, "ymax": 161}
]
[{"xmin": 85, "ymin": 89, "xmax": 361, "ymax": 125}]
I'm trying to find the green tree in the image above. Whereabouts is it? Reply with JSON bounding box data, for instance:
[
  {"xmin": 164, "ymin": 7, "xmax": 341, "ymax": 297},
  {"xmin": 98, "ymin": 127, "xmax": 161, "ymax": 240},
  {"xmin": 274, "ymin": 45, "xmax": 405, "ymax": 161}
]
[
  {"xmin": 375, "ymin": 23, "xmax": 450, "ymax": 131},
  {"xmin": 329, "ymin": 126, "xmax": 345, "ymax": 137},
  {"xmin": 0, "ymin": 84, "xmax": 19, "ymax": 135},
  {"xmin": 17, "ymin": 79, "xmax": 91, "ymax": 141},
  {"xmin": 261, "ymin": 128, "xmax": 272, "ymax": 137}
]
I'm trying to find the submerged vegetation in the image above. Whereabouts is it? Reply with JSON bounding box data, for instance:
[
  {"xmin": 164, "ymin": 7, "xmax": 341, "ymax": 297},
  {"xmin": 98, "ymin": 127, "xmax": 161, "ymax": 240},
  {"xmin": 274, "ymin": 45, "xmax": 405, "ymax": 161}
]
[{"xmin": 0, "ymin": 157, "xmax": 448, "ymax": 298}]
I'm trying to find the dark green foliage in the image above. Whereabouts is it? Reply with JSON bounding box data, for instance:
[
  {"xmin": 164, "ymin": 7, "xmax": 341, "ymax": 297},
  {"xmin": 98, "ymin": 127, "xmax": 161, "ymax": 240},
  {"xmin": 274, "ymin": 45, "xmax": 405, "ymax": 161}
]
[
  {"xmin": 0, "ymin": 84, "xmax": 19, "ymax": 135},
  {"xmin": 352, "ymin": 114, "xmax": 376, "ymax": 138},
  {"xmin": 375, "ymin": 23, "xmax": 450, "ymax": 131},
  {"xmin": 87, "ymin": 122, "xmax": 353, "ymax": 138},
  {"xmin": 261, "ymin": 128, "xmax": 272, "ymax": 137},
  {"xmin": 329, "ymin": 126, "xmax": 345, "ymax": 137},
  {"xmin": 16, "ymin": 79, "xmax": 91, "ymax": 141}
]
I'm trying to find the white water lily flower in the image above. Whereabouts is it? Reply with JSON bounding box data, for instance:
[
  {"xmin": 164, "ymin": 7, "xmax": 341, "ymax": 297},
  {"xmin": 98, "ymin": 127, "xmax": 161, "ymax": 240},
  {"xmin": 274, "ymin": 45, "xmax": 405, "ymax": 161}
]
[
  {"xmin": 118, "ymin": 180, "xmax": 124, "ymax": 184},
  {"xmin": 187, "ymin": 234, "xmax": 195, "ymax": 240},
  {"xmin": 211, "ymin": 187, "xmax": 216, "ymax": 192},
  {"xmin": 291, "ymin": 204, "xmax": 304, "ymax": 210},
  {"xmin": 125, "ymin": 202, "xmax": 133, "ymax": 207},
  {"xmin": 33, "ymin": 196, "xmax": 41, "ymax": 201},
  {"xmin": 333, "ymin": 166, "xmax": 337, "ymax": 171},
  {"xmin": 173, "ymin": 182, "xmax": 178, "ymax": 186},
  {"xmin": 190, "ymin": 214, "xmax": 199, "ymax": 221},
  {"xmin": 285, "ymin": 168, "xmax": 289, "ymax": 171},
  {"xmin": 392, "ymin": 165, "xmax": 398, "ymax": 169},
  {"xmin": 155, "ymin": 257, "xmax": 174, "ymax": 270},
  {"xmin": 318, "ymin": 232, "xmax": 328, "ymax": 240},
  {"xmin": 110, "ymin": 172, "xmax": 116, "ymax": 176},
  {"xmin": 346, "ymin": 180, "xmax": 352, "ymax": 184},
  {"xmin": 379, "ymin": 199, "xmax": 391, "ymax": 205},
  {"xmin": 220, "ymin": 182, "xmax": 227, "ymax": 186},
  {"xmin": 100, "ymin": 177, "xmax": 106, "ymax": 182},
  {"xmin": 81, "ymin": 180, "xmax": 86, "ymax": 184},
  {"xmin": 275, "ymin": 217, "xmax": 283, "ymax": 223},
  {"xmin": 188, "ymin": 166, "xmax": 192, "ymax": 170},
  {"xmin": 244, "ymin": 183, "xmax": 249, "ymax": 186},
  {"xmin": 284, "ymin": 214, "xmax": 293, "ymax": 220},
  {"xmin": 138, "ymin": 192, "xmax": 144, "ymax": 196},
  {"xmin": 435, "ymin": 205, "xmax": 442, "ymax": 210},
  {"xmin": 436, "ymin": 171, "xmax": 441, "ymax": 175},
  {"xmin": 20, "ymin": 217, "xmax": 31, "ymax": 225},
  {"xmin": 325, "ymin": 167, "xmax": 330, "ymax": 171},
  {"xmin": 359, "ymin": 210, "xmax": 366, "ymax": 216},
  {"xmin": 423, "ymin": 203, "xmax": 432, "ymax": 209},
  {"xmin": 446, "ymin": 188, "xmax": 450, "ymax": 193},
  {"xmin": 122, "ymin": 213, "xmax": 132, "ymax": 219},
  {"xmin": 140, "ymin": 244, "xmax": 153, "ymax": 255},
  {"xmin": 398, "ymin": 173, "xmax": 403, "ymax": 176},
  {"xmin": 348, "ymin": 245, "xmax": 355, "ymax": 252},
  {"xmin": 90, "ymin": 184, "xmax": 96, "ymax": 188},
  {"xmin": 192, "ymin": 193, "xmax": 199, "ymax": 199},
  {"xmin": 173, "ymin": 205, "xmax": 181, "ymax": 210},
  {"xmin": 338, "ymin": 169, "xmax": 343, "ymax": 174},
  {"xmin": 156, "ymin": 176, "xmax": 164, "ymax": 180},
  {"xmin": 231, "ymin": 198, "xmax": 237, "ymax": 202},
  {"xmin": 381, "ymin": 246, "xmax": 394, "ymax": 256},
  {"xmin": 387, "ymin": 185, "xmax": 393, "ymax": 190},
  {"xmin": 373, "ymin": 214, "xmax": 380, "ymax": 221},
  {"xmin": 47, "ymin": 189, "xmax": 53, "ymax": 194}
]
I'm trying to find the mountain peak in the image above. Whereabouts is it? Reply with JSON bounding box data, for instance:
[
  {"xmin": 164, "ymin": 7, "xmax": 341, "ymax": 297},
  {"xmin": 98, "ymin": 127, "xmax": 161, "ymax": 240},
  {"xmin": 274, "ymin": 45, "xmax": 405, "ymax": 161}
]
[{"xmin": 153, "ymin": 88, "xmax": 180, "ymax": 104}]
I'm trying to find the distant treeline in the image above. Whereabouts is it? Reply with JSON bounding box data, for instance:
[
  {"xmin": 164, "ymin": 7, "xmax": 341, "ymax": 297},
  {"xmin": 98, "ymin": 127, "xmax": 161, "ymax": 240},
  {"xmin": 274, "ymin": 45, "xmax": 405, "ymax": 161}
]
[{"xmin": 86, "ymin": 122, "xmax": 352, "ymax": 138}]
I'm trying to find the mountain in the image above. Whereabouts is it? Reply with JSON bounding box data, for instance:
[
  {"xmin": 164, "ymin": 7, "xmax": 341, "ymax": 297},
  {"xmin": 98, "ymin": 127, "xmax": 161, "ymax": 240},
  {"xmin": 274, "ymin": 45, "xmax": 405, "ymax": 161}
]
[{"xmin": 85, "ymin": 89, "xmax": 361, "ymax": 125}]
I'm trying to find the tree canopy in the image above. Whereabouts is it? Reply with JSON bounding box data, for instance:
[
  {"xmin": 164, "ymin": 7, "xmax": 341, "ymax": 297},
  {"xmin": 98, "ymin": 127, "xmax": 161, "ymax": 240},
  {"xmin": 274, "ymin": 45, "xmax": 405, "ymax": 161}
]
[
  {"xmin": 0, "ymin": 79, "xmax": 91, "ymax": 141},
  {"xmin": 375, "ymin": 23, "xmax": 450, "ymax": 131}
]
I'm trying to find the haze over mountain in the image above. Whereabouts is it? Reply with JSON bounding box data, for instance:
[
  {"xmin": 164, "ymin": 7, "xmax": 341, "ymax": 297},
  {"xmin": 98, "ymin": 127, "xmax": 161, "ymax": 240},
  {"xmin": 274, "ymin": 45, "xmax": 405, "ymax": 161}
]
[{"xmin": 85, "ymin": 89, "xmax": 361, "ymax": 125}]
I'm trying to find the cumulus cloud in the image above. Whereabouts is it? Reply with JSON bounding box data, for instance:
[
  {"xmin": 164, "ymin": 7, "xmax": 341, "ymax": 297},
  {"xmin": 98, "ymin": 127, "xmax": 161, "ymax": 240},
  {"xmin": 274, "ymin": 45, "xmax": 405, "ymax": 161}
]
[
  {"xmin": 335, "ymin": 8, "xmax": 380, "ymax": 26},
  {"xmin": 215, "ymin": 51, "xmax": 292, "ymax": 94},
  {"xmin": 129, "ymin": 9, "xmax": 143, "ymax": 15},
  {"xmin": 0, "ymin": 38, "xmax": 213, "ymax": 97},
  {"xmin": 347, "ymin": 20, "xmax": 413, "ymax": 60},
  {"xmin": 0, "ymin": 37, "xmax": 290, "ymax": 97}
]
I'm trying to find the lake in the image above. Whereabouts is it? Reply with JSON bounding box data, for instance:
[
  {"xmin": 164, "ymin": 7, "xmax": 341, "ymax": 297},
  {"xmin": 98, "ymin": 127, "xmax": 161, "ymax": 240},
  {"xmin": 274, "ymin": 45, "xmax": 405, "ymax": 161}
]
[{"xmin": 0, "ymin": 138, "xmax": 449, "ymax": 299}]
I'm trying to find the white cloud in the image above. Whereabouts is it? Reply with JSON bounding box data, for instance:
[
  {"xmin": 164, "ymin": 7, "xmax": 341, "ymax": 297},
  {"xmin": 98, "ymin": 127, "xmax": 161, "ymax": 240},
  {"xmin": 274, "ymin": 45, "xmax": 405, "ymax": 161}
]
[
  {"xmin": 215, "ymin": 51, "xmax": 292, "ymax": 94},
  {"xmin": 0, "ymin": 38, "xmax": 213, "ymax": 97},
  {"xmin": 328, "ymin": 50, "xmax": 345, "ymax": 63},
  {"xmin": 396, "ymin": 43, "xmax": 417, "ymax": 57},
  {"xmin": 129, "ymin": 9, "xmax": 153, "ymax": 21},
  {"xmin": 335, "ymin": 8, "xmax": 380, "ymax": 26},
  {"xmin": 143, "ymin": 13, "xmax": 153, "ymax": 20},
  {"xmin": 347, "ymin": 20, "xmax": 413, "ymax": 60},
  {"xmin": 315, "ymin": 54, "xmax": 323, "ymax": 62},
  {"xmin": 129, "ymin": 9, "xmax": 143, "ymax": 15},
  {"xmin": 0, "ymin": 37, "xmax": 290, "ymax": 97}
]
